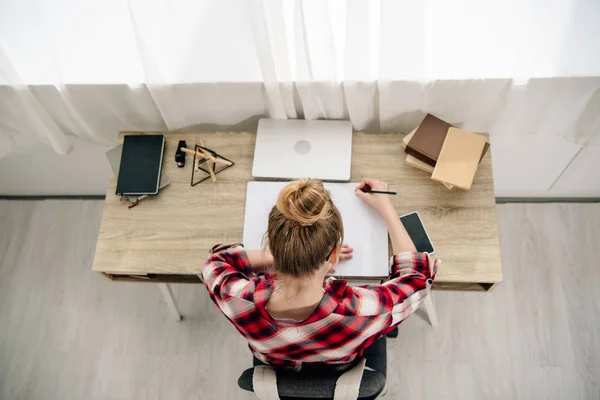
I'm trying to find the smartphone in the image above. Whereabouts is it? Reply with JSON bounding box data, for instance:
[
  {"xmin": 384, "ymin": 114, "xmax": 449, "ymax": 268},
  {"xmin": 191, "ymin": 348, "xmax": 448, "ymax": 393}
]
[{"xmin": 399, "ymin": 212, "xmax": 435, "ymax": 254}]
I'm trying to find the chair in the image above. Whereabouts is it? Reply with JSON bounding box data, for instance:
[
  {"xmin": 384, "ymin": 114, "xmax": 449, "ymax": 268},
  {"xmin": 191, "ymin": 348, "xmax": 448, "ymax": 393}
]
[{"xmin": 238, "ymin": 332, "xmax": 395, "ymax": 400}]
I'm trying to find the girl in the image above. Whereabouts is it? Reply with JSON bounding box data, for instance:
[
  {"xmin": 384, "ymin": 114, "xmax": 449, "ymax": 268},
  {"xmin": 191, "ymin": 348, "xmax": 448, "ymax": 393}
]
[{"xmin": 202, "ymin": 177, "xmax": 438, "ymax": 370}]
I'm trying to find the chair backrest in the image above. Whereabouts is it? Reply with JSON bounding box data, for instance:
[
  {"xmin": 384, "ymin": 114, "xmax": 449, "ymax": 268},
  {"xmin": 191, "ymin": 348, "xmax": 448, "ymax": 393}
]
[
  {"xmin": 239, "ymin": 335, "xmax": 389, "ymax": 399},
  {"xmin": 237, "ymin": 365, "xmax": 386, "ymax": 400}
]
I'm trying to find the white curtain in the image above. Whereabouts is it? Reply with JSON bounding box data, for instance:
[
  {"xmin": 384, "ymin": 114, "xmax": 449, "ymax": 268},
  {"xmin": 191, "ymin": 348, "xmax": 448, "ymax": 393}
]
[{"xmin": 0, "ymin": 0, "xmax": 599, "ymax": 157}]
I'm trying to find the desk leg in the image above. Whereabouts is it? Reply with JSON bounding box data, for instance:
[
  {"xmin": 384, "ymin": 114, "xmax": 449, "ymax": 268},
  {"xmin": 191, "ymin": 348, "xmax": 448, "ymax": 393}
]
[
  {"xmin": 422, "ymin": 292, "xmax": 439, "ymax": 327},
  {"xmin": 158, "ymin": 283, "xmax": 182, "ymax": 321}
]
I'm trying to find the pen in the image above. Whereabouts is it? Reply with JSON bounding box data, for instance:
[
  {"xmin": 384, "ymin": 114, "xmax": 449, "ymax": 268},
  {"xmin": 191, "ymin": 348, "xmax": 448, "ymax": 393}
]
[
  {"xmin": 128, "ymin": 195, "xmax": 148, "ymax": 209},
  {"xmin": 360, "ymin": 189, "xmax": 397, "ymax": 195}
]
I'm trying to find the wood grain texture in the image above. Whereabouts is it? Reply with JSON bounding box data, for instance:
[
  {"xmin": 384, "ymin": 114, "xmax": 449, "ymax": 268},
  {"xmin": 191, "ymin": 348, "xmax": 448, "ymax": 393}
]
[
  {"xmin": 92, "ymin": 131, "xmax": 501, "ymax": 286},
  {"xmin": 1, "ymin": 201, "xmax": 599, "ymax": 399}
]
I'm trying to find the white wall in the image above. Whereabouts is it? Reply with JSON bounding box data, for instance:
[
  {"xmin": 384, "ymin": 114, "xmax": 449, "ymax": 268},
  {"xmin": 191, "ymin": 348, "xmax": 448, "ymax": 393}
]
[
  {"xmin": 1, "ymin": 134, "xmax": 598, "ymax": 197},
  {"xmin": 0, "ymin": 137, "xmax": 111, "ymax": 196}
]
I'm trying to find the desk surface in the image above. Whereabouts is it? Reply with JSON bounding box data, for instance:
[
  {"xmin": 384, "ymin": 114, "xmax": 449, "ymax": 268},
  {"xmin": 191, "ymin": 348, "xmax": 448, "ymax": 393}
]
[{"xmin": 92, "ymin": 131, "xmax": 502, "ymax": 289}]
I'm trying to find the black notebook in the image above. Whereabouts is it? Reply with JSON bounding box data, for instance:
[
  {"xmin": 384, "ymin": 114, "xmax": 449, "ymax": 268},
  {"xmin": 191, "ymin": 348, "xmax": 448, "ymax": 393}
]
[{"xmin": 116, "ymin": 135, "xmax": 165, "ymax": 196}]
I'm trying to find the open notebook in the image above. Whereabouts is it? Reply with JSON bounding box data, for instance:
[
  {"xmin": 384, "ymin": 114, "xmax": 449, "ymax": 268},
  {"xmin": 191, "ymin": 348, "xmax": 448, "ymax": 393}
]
[{"xmin": 242, "ymin": 182, "xmax": 389, "ymax": 278}]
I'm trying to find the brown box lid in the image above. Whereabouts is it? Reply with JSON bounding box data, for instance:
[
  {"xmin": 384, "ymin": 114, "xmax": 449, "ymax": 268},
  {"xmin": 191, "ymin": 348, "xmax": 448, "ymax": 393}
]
[{"xmin": 405, "ymin": 114, "xmax": 454, "ymax": 167}]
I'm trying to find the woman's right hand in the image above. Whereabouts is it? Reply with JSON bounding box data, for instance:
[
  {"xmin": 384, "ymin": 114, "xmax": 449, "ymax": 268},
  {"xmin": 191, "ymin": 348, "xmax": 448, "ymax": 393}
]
[
  {"xmin": 357, "ymin": 178, "xmax": 416, "ymax": 253},
  {"xmin": 355, "ymin": 178, "xmax": 395, "ymax": 217}
]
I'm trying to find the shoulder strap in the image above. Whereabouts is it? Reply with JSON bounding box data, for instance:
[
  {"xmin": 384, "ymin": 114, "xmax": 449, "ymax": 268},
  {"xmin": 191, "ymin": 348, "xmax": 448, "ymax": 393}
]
[
  {"xmin": 334, "ymin": 358, "xmax": 366, "ymax": 400},
  {"xmin": 253, "ymin": 365, "xmax": 280, "ymax": 400}
]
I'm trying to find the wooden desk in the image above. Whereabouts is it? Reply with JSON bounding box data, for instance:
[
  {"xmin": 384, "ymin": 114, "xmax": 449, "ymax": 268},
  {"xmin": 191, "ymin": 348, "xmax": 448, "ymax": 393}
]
[{"xmin": 92, "ymin": 131, "xmax": 502, "ymax": 293}]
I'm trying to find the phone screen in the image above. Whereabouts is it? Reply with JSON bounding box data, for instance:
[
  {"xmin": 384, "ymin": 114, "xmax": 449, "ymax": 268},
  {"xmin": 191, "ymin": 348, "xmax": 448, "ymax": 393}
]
[{"xmin": 400, "ymin": 212, "xmax": 434, "ymax": 254}]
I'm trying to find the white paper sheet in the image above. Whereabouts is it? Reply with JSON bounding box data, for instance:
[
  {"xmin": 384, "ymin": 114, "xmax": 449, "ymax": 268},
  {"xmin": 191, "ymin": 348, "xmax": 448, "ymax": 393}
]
[{"xmin": 242, "ymin": 182, "xmax": 389, "ymax": 277}]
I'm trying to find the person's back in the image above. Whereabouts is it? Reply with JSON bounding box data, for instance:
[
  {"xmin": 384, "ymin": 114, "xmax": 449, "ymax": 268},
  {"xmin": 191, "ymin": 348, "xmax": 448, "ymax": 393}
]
[{"xmin": 202, "ymin": 178, "xmax": 438, "ymax": 370}]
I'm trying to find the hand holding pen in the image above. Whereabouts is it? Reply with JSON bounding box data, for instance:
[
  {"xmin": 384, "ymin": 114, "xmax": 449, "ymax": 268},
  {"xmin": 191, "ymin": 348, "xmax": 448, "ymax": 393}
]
[{"xmin": 355, "ymin": 178, "xmax": 396, "ymax": 216}]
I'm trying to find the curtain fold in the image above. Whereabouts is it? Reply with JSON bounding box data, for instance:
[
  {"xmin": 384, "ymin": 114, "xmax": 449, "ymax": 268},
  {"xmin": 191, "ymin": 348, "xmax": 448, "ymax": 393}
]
[
  {"xmin": 0, "ymin": 0, "xmax": 599, "ymax": 157},
  {"xmin": 0, "ymin": 46, "xmax": 72, "ymax": 155}
]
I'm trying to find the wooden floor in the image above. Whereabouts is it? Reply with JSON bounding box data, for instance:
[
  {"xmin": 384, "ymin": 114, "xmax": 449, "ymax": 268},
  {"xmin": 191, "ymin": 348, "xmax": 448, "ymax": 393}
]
[{"xmin": 0, "ymin": 201, "xmax": 599, "ymax": 400}]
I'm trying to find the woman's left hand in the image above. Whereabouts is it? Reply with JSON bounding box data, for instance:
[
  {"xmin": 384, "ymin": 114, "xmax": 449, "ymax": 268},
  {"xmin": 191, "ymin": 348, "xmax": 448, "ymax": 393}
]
[
  {"xmin": 328, "ymin": 244, "xmax": 353, "ymax": 274},
  {"xmin": 339, "ymin": 244, "xmax": 354, "ymax": 261}
]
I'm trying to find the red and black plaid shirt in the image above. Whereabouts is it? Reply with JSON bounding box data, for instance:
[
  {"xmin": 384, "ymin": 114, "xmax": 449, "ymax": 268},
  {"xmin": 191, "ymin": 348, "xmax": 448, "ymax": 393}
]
[{"xmin": 202, "ymin": 243, "xmax": 438, "ymax": 370}]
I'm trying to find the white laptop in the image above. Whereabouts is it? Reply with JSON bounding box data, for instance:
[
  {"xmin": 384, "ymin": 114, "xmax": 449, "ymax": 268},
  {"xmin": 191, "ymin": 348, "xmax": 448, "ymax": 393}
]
[
  {"xmin": 243, "ymin": 181, "xmax": 389, "ymax": 278},
  {"xmin": 252, "ymin": 118, "xmax": 353, "ymax": 181}
]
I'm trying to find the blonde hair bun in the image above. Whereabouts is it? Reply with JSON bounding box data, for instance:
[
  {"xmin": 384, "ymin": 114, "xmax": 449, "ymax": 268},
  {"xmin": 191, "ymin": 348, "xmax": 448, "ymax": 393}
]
[{"xmin": 276, "ymin": 178, "xmax": 331, "ymax": 226}]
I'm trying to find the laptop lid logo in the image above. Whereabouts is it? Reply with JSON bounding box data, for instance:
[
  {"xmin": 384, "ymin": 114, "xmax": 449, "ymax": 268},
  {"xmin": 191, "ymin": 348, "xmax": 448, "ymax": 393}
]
[{"xmin": 294, "ymin": 140, "xmax": 311, "ymax": 155}]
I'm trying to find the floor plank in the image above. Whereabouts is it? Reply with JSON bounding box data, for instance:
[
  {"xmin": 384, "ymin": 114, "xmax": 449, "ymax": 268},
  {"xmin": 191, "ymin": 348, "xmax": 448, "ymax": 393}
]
[{"xmin": 0, "ymin": 201, "xmax": 599, "ymax": 399}]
